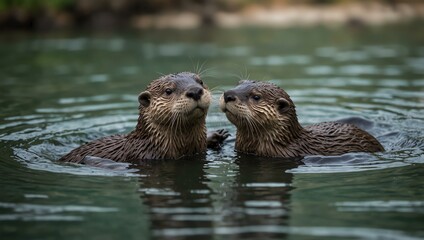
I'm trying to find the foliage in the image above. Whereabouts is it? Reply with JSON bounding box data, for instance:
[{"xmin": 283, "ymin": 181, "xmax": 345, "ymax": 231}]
[
  {"xmin": 0, "ymin": 0, "xmax": 73, "ymax": 11},
  {"xmin": 0, "ymin": 0, "xmax": 416, "ymax": 13}
]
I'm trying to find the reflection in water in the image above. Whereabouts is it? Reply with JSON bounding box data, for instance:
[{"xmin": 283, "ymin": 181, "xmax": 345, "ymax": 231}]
[
  {"xmin": 289, "ymin": 164, "xmax": 424, "ymax": 239},
  {"xmin": 222, "ymin": 155, "xmax": 299, "ymax": 239},
  {"xmin": 138, "ymin": 154, "xmax": 301, "ymax": 239},
  {"xmin": 136, "ymin": 157, "xmax": 215, "ymax": 239}
]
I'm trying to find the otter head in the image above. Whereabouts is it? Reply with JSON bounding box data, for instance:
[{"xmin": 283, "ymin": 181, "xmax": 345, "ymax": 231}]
[
  {"xmin": 220, "ymin": 80, "xmax": 298, "ymax": 131},
  {"xmin": 220, "ymin": 80, "xmax": 302, "ymax": 156},
  {"xmin": 138, "ymin": 72, "xmax": 211, "ymax": 130}
]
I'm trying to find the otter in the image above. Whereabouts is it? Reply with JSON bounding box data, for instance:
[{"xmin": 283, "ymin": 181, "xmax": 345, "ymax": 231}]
[
  {"xmin": 220, "ymin": 80, "xmax": 384, "ymax": 158},
  {"xmin": 60, "ymin": 72, "xmax": 228, "ymax": 163}
]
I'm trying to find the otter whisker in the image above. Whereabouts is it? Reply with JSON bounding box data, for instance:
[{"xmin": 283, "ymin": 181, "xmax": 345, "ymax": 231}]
[
  {"xmin": 191, "ymin": 59, "xmax": 207, "ymax": 77},
  {"xmin": 242, "ymin": 65, "xmax": 250, "ymax": 80},
  {"xmin": 247, "ymin": 116, "xmax": 261, "ymax": 137},
  {"xmin": 170, "ymin": 111, "xmax": 180, "ymax": 135},
  {"xmin": 229, "ymin": 65, "xmax": 251, "ymax": 81},
  {"xmin": 210, "ymin": 86, "xmax": 225, "ymax": 93},
  {"xmin": 228, "ymin": 72, "xmax": 243, "ymax": 81},
  {"xmin": 199, "ymin": 67, "xmax": 219, "ymax": 79}
]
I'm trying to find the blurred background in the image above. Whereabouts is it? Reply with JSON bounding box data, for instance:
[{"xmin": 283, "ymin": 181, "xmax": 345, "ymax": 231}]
[
  {"xmin": 1, "ymin": 0, "xmax": 423, "ymax": 30},
  {"xmin": 1, "ymin": 1, "xmax": 424, "ymax": 240}
]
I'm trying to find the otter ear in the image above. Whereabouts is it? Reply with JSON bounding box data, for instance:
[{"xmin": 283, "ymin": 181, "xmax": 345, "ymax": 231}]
[
  {"xmin": 138, "ymin": 91, "xmax": 151, "ymax": 108},
  {"xmin": 277, "ymin": 98, "xmax": 290, "ymax": 114}
]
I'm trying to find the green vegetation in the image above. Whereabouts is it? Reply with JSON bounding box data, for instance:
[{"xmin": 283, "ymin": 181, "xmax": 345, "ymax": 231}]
[
  {"xmin": 0, "ymin": 0, "xmax": 421, "ymax": 30},
  {"xmin": 0, "ymin": 0, "xmax": 73, "ymax": 11},
  {"xmin": 0, "ymin": 0, "xmax": 415, "ymax": 12}
]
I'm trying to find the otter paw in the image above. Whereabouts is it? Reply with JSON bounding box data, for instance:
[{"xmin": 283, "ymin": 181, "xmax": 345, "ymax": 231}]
[{"xmin": 207, "ymin": 129, "xmax": 230, "ymax": 150}]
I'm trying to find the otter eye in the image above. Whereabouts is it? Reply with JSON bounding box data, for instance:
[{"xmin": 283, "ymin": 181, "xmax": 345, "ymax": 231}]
[
  {"xmin": 195, "ymin": 78, "xmax": 203, "ymax": 85},
  {"xmin": 252, "ymin": 95, "xmax": 261, "ymax": 101},
  {"xmin": 165, "ymin": 88, "xmax": 173, "ymax": 95}
]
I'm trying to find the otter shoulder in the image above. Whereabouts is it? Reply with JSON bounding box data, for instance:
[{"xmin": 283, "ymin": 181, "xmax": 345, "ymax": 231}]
[
  {"xmin": 59, "ymin": 134, "xmax": 127, "ymax": 163},
  {"xmin": 304, "ymin": 121, "xmax": 384, "ymax": 153}
]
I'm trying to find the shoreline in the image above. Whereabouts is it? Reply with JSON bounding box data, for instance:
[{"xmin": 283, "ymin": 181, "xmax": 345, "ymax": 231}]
[
  {"xmin": 133, "ymin": 3, "xmax": 424, "ymax": 29},
  {"xmin": 1, "ymin": 2, "xmax": 424, "ymax": 31}
]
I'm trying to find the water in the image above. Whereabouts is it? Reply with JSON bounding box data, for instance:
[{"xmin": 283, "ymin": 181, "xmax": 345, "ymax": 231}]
[{"xmin": 1, "ymin": 23, "xmax": 424, "ymax": 239}]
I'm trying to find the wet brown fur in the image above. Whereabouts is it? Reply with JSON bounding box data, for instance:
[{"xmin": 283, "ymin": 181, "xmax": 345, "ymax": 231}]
[
  {"xmin": 220, "ymin": 80, "xmax": 384, "ymax": 158},
  {"xmin": 60, "ymin": 72, "xmax": 211, "ymax": 163}
]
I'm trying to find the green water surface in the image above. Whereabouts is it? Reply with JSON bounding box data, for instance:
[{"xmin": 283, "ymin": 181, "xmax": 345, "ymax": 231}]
[{"xmin": 1, "ymin": 23, "xmax": 424, "ymax": 239}]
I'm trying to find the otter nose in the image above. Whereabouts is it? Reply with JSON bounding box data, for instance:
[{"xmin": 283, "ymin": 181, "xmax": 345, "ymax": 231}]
[
  {"xmin": 224, "ymin": 90, "xmax": 236, "ymax": 103},
  {"xmin": 186, "ymin": 87, "xmax": 203, "ymax": 101}
]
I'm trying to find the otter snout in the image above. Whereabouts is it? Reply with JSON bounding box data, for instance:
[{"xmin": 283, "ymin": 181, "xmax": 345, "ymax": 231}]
[
  {"xmin": 220, "ymin": 90, "xmax": 237, "ymax": 113},
  {"xmin": 186, "ymin": 86, "xmax": 204, "ymax": 101},
  {"xmin": 223, "ymin": 90, "xmax": 236, "ymax": 103}
]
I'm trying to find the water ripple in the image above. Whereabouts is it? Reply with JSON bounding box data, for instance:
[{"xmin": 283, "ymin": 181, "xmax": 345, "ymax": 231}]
[
  {"xmin": 0, "ymin": 202, "xmax": 118, "ymax": 222},
  {"xmin": 154, "ymin": 226, "xmax": 423, "ymax": 239},
  {"xmin": 1, "ymin": 28, "xmax": 423, "ymax": 240},
  {"xmin": 249, "ymin": 55, "xmax": 311, "ymax": 66},
  {"xmin": 36, "ymin": 102, "xmax": 135, "ymax": 113},
  {"xmin": 12, "ymin": 146, "xmax": 141, "ymax": 177},
  {"xmin": 335, "ymin": 200, "xmax": 424, "ymax": 213},
  {"xmin": 0, "ymin": 202, "xmax": 118, "ymax": 214}
]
